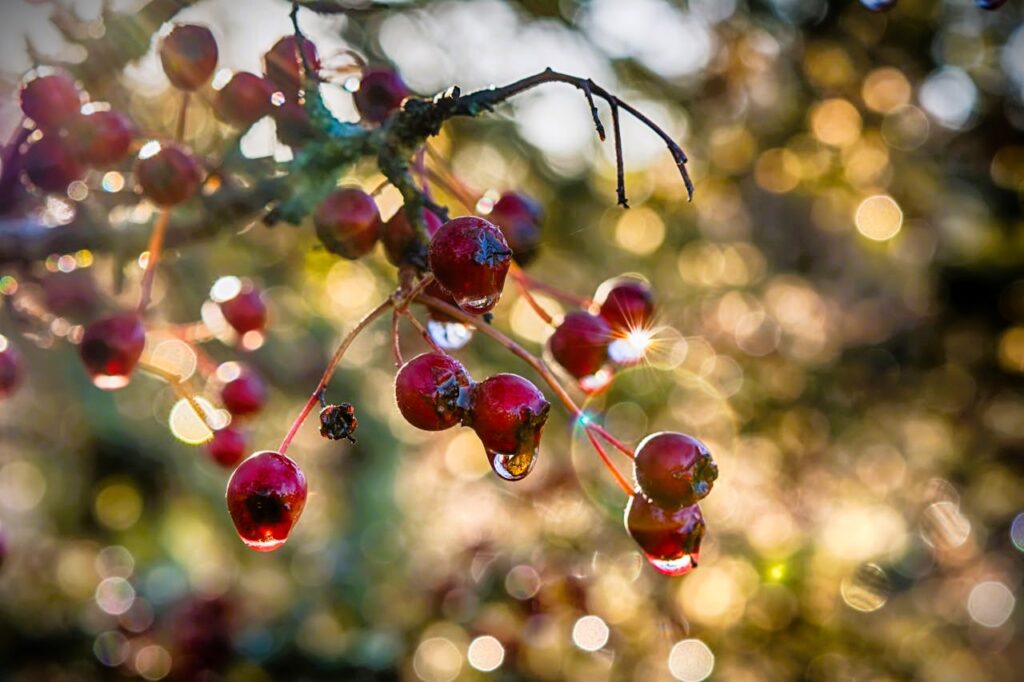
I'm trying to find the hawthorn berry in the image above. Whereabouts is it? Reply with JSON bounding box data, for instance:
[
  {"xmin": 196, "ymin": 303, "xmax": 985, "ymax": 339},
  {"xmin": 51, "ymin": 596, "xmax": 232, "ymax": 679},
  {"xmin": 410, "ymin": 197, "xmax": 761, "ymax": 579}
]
[
  {"xmin": 548, "ymin": 311, "xmax": 611, "ymax": 380},
  {"xmin": 272, "ymin": 99, "xmax": 317, "ymax": 147},
  {"xmin": 263, "ymin": 35, "xmax": 320, "ymax": 98},
  {"xmin": 207, "ymin": 427, "xmax": 247, "ymax": 468},
  {"xmin": 159, "ymin": 24, "xmax": 219, "ymax": 91},
  {"xmin": 428, "ymin": 216, "xmax": 512, "ymax": 315},
  {"xmin": 382, "ymin": 206, "xmax": 443, "ymax": 267},
  {"xmin": 22, "ymin": 136, "xmax": 83, "ymax": 193},
  {"xmin": 71, "ymin": 110, "xmax": 135, "ymax": 166},
  {"xmin": 221, "ymin": 367, "xmax": 267, "ymax": 417},
  {"xmin": 860, "ymin": 0, "xmax": 896, "ymax": 9},
  {"xmin": 633, "ymin": 432, "xmax": 718, "ymax": 509},
  {"xmin": 226, "ymin": 450, "xmax": 307, "ymax": 551},
  {"xmin": 0, "ymin": 336, "xmax": 22, "ymax": 399},
  {"xmin": 314, "ymin": 187, "xmax": 383, "ymax": 260},
  {"xmin": 353, "ymin": 67, "xmax": 411, "ymax": 124},
  {"xmin": 394, "ymin": 352, "xmax": 474, "ymax": 431},
  {"xmin": 625, "ymin": 494, "xmax": 704, "ymax": 576},
  {"xmin": 487, "ymin": 192, "xmax": 543, "ymax": 265},
  {"xmin": 595, "ymin": 278, "xmax": 655, "ymax": 337},
  {"xmin": 78, "ymin": 313, "xmax": 146, "ymax": 390},
  {"xmin": 218, "ymin": 283, "xmax": 267, "ymax": 335},
  {"xmin": 214, "ymin": 72, "xmax": 274, "ymax": 127},
  {"xmin": 135, "ymin": 143, "xmax": 201, "ymax": 206},
  {"xmin": 20, "ymin": 73, "xmax": 82, "ymax": 132},
  {"xmin": 469, "ymin": 373, "xmax": 550, "ymax": 481}
]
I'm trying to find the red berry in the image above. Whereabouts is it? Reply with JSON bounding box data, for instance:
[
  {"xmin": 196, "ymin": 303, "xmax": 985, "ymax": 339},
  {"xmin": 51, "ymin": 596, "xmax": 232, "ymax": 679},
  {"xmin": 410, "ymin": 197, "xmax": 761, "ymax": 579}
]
[
  {"xmin": 79, "ymin": 313, "xmax": 146, "ymax": 390},
  {"xmin": 428, "ymin": 216, "xmax": 512, "ymax": 315},
  {"xmin": 314, "ymin": 187, "xmax": 382, "ymax": 259},
  {"xmin": 633, "ymin": 432, "xmax": 718, "ymax": 509},
  {"xmin": 596, "ymin": 279, "xmax": 655, "ymax": 336},
  {"xmin": 226, "ymin": 450, "xmax": 307, "ymax": 551},
  {"xmin": 215, "ymin": 72, "xmax": 273, "ymax": 127},
  {"xmin": 625, "ymin": 494, "xmax": 704, "ymax": 576},
  {"xmin": 207, "ymin": 428, "xmax": 247, "ymax": 468},
  {"xmin": 159, "ymin": 24, "xmax": 219, "ymax": 91},
  {"xmin": 383, "ymin": 206, "xmax": 443, "ymax": 267},
  {"xmin": 218, "ymin": 285, "xmax": 267, "ymax": 335},
  {"xmin": 136, "ymin": 143, "xmax": 201, "ymax": 206},
  {"xmin": 22, "ymin": 135, "xmax": 83, "ymax": 192},
  {"xmin": 263, "ymin": 36, "xmax": 320, "ymax": 98},
  {"xmin": 272, "ymin": 99, "xmax": 316, "ymax": 147},
  {"xmin": 221, "ymin": 367, "xmax": 266, "ymax": 417},
  {"xmin": 469, "ymin": 373, "xmax": 549, "ymax": 481},
  {"xmin": 353, "ymin": 67, "xmax": 410, "ymax": 124},
  {"xmin": 394, "ymin": 352, "xmax": 474, "ymax": 431},
  {"xmin": 20, "ymin": 73, "xmax": 81, "ymax": 131},
  {"xmin": 71, "ymin": 110, "xmax": 135, "ymax": 166},
  {"xmin": 487, "ymin": 192, "xmax": 543, "ymax": 265},
  {"xmin": 0, "ymin": 336, "xmax": 22, "ymax": 399},
  {"xmin": 548, "ymin": 311, "xmax": 611, "ymax": 380}
]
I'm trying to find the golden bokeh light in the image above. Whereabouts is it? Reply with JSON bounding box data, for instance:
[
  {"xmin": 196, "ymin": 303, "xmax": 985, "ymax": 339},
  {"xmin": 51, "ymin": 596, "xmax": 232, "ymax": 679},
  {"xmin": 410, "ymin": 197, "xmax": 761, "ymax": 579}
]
[{"xmin": 855, "ymin": 194, "xmax": 903, "ymax": 241}]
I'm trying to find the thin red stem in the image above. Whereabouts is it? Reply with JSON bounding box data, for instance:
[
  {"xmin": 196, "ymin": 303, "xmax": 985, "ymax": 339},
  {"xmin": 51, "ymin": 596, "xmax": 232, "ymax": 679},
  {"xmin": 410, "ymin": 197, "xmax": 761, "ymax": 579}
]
[
  {"xmin": 510, "ymin": 265, "xmax": 554, "ymax": 326},
  {"xmin": 391, "ymin": 308, "xmax": 404, "ymax": 367},
  {"xmin": 516, "ymin": 271, "xmax": 591, "ymax": 309},
  {"xmin": 585, "ymin": 427, "xmax": 634, "ymax": 495},
  {"xmin": 401, "ymin": 309, "xmax": 446, "ymax": 355},
  {"xmin": 588, "ymin": 423, "xmax": 635, "ymax": 458}
]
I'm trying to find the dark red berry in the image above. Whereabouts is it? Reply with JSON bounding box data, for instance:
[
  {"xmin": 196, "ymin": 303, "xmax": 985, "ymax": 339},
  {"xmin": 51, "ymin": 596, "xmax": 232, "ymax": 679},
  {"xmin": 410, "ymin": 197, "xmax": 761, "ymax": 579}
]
[
  {"xmin": 272, "ymin": 99, "xmax": 317, "ymax": 147},
  {"xmin": 633, "ymin": 432, "xmax": 717, "ymax": 509},
  {"xmin": 263, "ymin": 36, "xmax": 320, "ymax": 98},
  {"xmin": 71, "ymin": 110, "xmax": 134, "ymax": 166},
  {"xmin": 548, "ymin": 311, "xmax": 611, "ymax": 379},
  {"xmin": 22, "ymin": 135, "xmax": 83, "ymax": 192},
  {"xmin": 428, "ymin": 216, "xmax": 512, "ymax": 315},
  {"xmin": 20, "ymin": 74, "xmax": 81, "ymax": 131},
  {"xmin": 353, "ymin": 67, "xmax": 410, "ymax": 124},
  {"xmin": 221, "ymin": 367, "xmax": 266, "ymax": 417},
  {"xmin": 394, "ymin": 352, "xmax": 474, "ymax": 431},
  {"xmin": 314, "ymin": 187, "xmax": 382, "ymax": 260},
  {"xmin": 215, "ymin": 72, "xmax": 274, "ymax": 127},
  {"xmin": 383, "ymin": 206, "xmax": 443, "ymax": 267},
  {"xmin": 487, "ymin": 192, "xmax": 543, "ymax": 265},
  {"xmin": 159, "ymin": 24, "xmax": 219, "ymax": 91},
  {"xmin": 135, "ymin": 143, "xmax": 201, "ymax": 206},
  {"xmin": 218, "ymin": 285, "xmax": 266, "ymax": 335},
  {"xmin": 207, "ymin": 428, "xmax": 247, "ymax": 468},
  {"xmin": 0, "ymin": 336, "xmax": 22, "ymax": 399},
  {"xmin": 625, "ymin": 494, "xmax": 704, "ymax": 576},
  {"xmin": 422, "ymin": 280, "xmax": 462, "ymax": 324},
  {"xmin": 469, "ymin": 373, "xmax": 549, "ymax": 481},
  {"xmin": 226, "ymin": 450, "xmax": 307, "ymax": 551},
  {"xmin": 79, "ymin": 313, "xmax": 146, "ymax": 390},
  {"xmin": 596, "ymin": 279, "xmax": 655, "ymax": 336}
]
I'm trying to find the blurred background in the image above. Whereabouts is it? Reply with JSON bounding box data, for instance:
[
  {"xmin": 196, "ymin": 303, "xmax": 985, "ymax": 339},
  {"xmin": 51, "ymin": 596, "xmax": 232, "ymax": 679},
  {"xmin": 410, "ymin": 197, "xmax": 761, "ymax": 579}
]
[{"xmin": 2, "ymin": 0, "xmax": 1024, "ymax": 679}]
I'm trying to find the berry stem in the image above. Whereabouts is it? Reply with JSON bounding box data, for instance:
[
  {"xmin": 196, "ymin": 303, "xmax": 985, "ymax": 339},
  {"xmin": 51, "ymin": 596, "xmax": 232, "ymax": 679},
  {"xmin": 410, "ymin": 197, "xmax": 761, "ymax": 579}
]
[
  {"xmin": 137, "ymin": 360, "xmax": 215, "ymax": 431},
  {"xmin": 584, "ymin": 426, "xmax": 634, "ymax": 496},
  {"xmin": 509, "ymin": 263, "xmax": 555, "ymax": 326},
  {"xmin": 401, "ymin": 310, "xmax": 446, "ymax": 355},
  {"xmin": 588, "ymin": 423, "xmax": 636, "ymax": 459},
  {"xmin": 390, "ymin": 308, "xmax": 404, "ymax": 367},
  {"xmin": 424, "ymin": 167, "xmax": 477, "ymax": 212},
  {"xmin": 513, "ymin": 271, "xmax": 591, "ymax": 309}
]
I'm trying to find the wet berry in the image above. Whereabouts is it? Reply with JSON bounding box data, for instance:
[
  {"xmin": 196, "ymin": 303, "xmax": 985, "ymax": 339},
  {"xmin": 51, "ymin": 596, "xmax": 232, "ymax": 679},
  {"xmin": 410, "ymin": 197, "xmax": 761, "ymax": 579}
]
[
  {"xmin": 207, "ymin": 427, "xmax": 247, "ymax": 468},
  {"xmin": 633, "ymin": 432, "xmax": 717, "ymax": 509},
  {"xmin": 22, "ymin": 136, "xmax": 83, "ymax": 192},
  {"xmin": 263, "ymin": 35, "xmax": 320, "ymax": 98},
  {"xmin": 226, "ymin": 450, "xmax": 307, "ymax": 551},
  {"xmin": 394, "ymin": 352, "xmax": 474, "ymax": 431},
  {"xmin": 221, "ymin": 367, "xmax": 267, "ymax": 417},
  {"xmin": 272, "ymin": 99, "xmax": 317, "ymax": 147},
  {"xmin": 71, "ymin": 110, "xmax": 135, "ymax": 166},
  {"xmin": 314, "ymin": 187, "xmax": 382, "ymax": 260},
  {"xmin": 218, "ymin": 284, "xmax": 266, "ymax": 335},
  {"xmin": 353, "ymin": 67, "xmax": 410, "ymax": 124},
  {"xmin": 159, "ymin": 24, "xmax": 219, "ymax": 91},
  {"xmin": 469, "ymin": 373, "xmax": 549, "ymax": 481},
  {"xmin": 135, "ymin": 143, "xmax": 201, "ymax": 206},
  {"xmin": 548, "ymin": 311, "xmax": 611, "ymax": 380},
  {"xmin": 215, "ymin": 72, "xmax": 274, "ymax": 127},
  {"xmin": 596, "ymin": 278, "xmax": 655, "ymax": 336},
  {"xmin": 625, "ymin": 494, "xmax": 704, "ymax": 576},
  {"xmin": 487, "ymin": 192, "xmax": 543, "ymax": 265},
  {"xmin": 20, "ymin": 73, "xmax": 81, "ymax": 132},
  {"xmin": 0, "ymin": 336, "xmax": 22, "ymax": 399},
  {"xmin": 79, "ymin": 313, "xmax": 146, "ymax": 390},
  {"xmin": 383, "ymin": 206, "xmax": 443, "ymax": 267},
  {"xmin": 428, "ymin": 216, "xmax": 512, "ymax": 315}
]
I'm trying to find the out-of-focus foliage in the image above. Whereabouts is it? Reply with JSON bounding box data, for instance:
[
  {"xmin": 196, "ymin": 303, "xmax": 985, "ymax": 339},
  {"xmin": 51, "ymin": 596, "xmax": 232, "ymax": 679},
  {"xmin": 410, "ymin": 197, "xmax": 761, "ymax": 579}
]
[{"xmin": 1, "ymin": 0, "xmax": 1024, "ymax": 680}]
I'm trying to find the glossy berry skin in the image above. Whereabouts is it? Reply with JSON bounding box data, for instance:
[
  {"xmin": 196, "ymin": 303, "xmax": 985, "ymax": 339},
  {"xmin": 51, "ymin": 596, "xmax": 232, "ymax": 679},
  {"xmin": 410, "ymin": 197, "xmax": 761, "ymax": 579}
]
[
  {"xmin": 79, "ymin": 313, "xmax": 146, "ymax": 390},
  {"xmin": 549, "ymin": 311, "xmax": 611, "ymax": 379},
  {"xmin": 625, "ymin": 494, "xmax": 704, "ymax": 576},
  {"xmin": 633, "ymin": 432, "xmax": 718, "ymax": 509},
  {"xmin": 860, "ymin": 0, "xmax": 896, "ymax": 9},
  {"xmin": 22, "ymin": 136, "xmax": 83, "ymax": 192},
  {"xmin": 314, "ymin": 187, "xmax": 382, "ymax": 260},
  {"xmin": 272, "ymin": 99, "xmax": 317, "ymax": 147},
  {"xmin": 215, "ymin": 72, "xmax": 274, "ymax": 127},
  {"xmin": 383, "ymin": 207, "xmax": 443, "ymax": 267},
  {"xmin": 219, "ymin": 286, "xmax": 266, "ymax": 335},
  {"xmin": 136, "ymin": 144, "xmax": 201, "ymax": 206},
  {"xmin": 20, "ymin": 74, "xmax": 81, "ymax": 132},
  {"xmin": 207, "ymin": 428, "xmax": 247, "ymax": 468},
  {"xmin": 0, "ymin": 338, "xmax": 22, "ymax": 399},
  {"xmin": 353, "ymin": 67, "xmax": 411, "ymax": 124},
  {"xmin": 470, "ymin": 373, "xmax": 549, "ymax": 456},
  {"xmin": 159, "ymin": 24, "xmax": 218, "ymax": 91},
  {"xmin": 487, "ymin": 192, "xmax": 543, "ymax": 265},
  {"xmin": 428, "ymin": 217, "xmax": 512, "ymax": 315},
  {"xmin": 264, "ymin": 36, "xmax": 320, "ymax": 98},
  {"xmin": 597, "ymin": 280, "xmax": 655, "ymax": 336},
  {"xmin": 976, "ymin": 0, "xmax": 1007, "ymax": 8},
  {"xmin": 226, "ymin": 450, "xmax": 307, "ymax": 552},
  {"xmin": 71, "ymin": 110, "xmax": 134, "ymax": 166},
  {"xmin": 221, "ymin": 368, "xmax": 267, "ymax": 417},
  {"xmin": 395, "ymin": 352, "xmax": 474, "ymax": 431}
]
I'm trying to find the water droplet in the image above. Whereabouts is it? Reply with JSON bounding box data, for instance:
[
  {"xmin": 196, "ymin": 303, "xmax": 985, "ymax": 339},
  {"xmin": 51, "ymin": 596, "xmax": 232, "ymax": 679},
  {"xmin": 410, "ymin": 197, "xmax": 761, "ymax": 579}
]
[
  {"xmin": 489, "ymin": 447, "xmax": 538, "ymax": 481},
  {"xmin": 457, "ymin": 294, "xmax": 499, "ymax": 315},
  {"xmin": 427, "ymin": 319, "xmax": 474, "ymax": 350},
  {"xmin": 91, "ymin": 373, "xmax": 132, "ymax": 390},
  {"xmin": 241, "ymin": 536, "xmax": 288, "ymax": 552},
  {"xmin": 645, "ymin": 551, "xmax": 698, "ymax": 576},
  {"xmin": 578, "ymin": 367, "xmax": 614, "ymax": 394}
]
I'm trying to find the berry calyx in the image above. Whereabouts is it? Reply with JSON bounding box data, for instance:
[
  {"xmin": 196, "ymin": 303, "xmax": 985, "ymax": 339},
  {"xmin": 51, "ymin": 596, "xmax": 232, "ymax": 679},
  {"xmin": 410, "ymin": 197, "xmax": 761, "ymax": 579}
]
[
  {"xmin": 0, "ymin": 335, "xmax": 22, "ymax": 399},
  {"xmin": 319, "ymin": 403, "xmax": 358, "ymax": 442},
  {"xmin": 135, "ymin": 143, "xmax": 201, "ymax": 206},
  {"xmin": 428, "ymin": 216, "xmax": 512, "ymax": 315},
  {"xmin": 20, "ymin": 73, "xmax": 82, "ymax": 132},
  {"xmin": 394, "ymin": 352, "xmax": 474, "ymax": 431},
  {"xmin": 633, "ymin": 432, "xmax": 718, "ymax": 509},
  {"xmin": 218, "ymin": 283, "xmax": 267, "ymax": 335},
  {"xmin": 221, "ymin": 366, "xmax": 267, "ymax": 417},
  {"xmin": 314, "ymin": 187, "xmax": 382, "ymax": 260},
  {"xmin": 548, "ymin": 311, "xmax": 611, "ymax": 380},
  {"xmin": 469, "ymin": 373, "xmax": 549, "ymax": 481},
  {"xmin": 263, "ymin": 35, "xmax": 320, "ymax": 98},
  {"xmin": 159, "ymin": 24, "xmax": 219, "ymax": 91},
  {"xmin": 353, "ymin": 67, "xmax": 410, "ymax": 124},
  {"xmin": 226, "ymin": 450, "xmax": 307, "ymax": 552},
  {"xmin": 22, "ymin": 135, "xmax": 83, "ymax": 193},
  {"xmin": 487, "ymin": 192, "xmax": 543, "ymax": 265},
  {"xmin": 78, "ymin": 313, "xmax": 146, "ymax": 390},
  {"xmin": 625, "ymin": 494, "xmax": 704, "ymax": 576},
  {"xmin": 595, "ymin": 278, "xmax": 655, "ymax": 336},
  {"xmin": 382, "ymin": 206, "xmax": 443, "ymax": 267},
  {"xmin": 71, "ymin": 110, "xmax": 135, "ymax": 166},
  {"xmin": 215, "ymin": 72, "xmax": 274, "ymax": 127},
  {"xmin": 207, "ymin": 427, "xmax": 247, "ymax": 468}
]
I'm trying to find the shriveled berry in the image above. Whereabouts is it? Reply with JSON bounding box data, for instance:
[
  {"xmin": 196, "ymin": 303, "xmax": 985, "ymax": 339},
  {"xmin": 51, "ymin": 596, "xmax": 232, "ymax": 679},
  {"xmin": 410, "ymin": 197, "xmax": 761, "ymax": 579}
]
[
  {"xmin": 136, "ymin": 143, "xmax": 201, "ymax": 206},
  {"xmin": 215, "ymin": 72, "xmax": 273, "ymax": 127},
  {"xmin": 470, "ymin": 373, "xmax": 549, "ymax": 481},
  {"xmin": 22, "ymin": 136, "xmax": 83, "ymax": 192},
  {"xmin": 272, "ymin": 99, "xmax": 317, "ymax": 147},
  {"xmin": 0, "ymin": 336, "xmax": 22, "ymax": 399},
  {"xmin": 319, "ymin": 403, "xmax": 357, "ymax": 442},
  {"xmin": 395, "ymin": 352, "xmax": 473, "ymax": 431},
  {"xmin": 71, "ymin": 110, "xmax": 135, "ymax": 166},
  {"xmin": 633, "ymin": 432, "xmax": 717, "ymax": 509},
  {"xmin": 353, "ymin": 67, "xmax": 410, "ymax": 124},
  {"xmin": 159, "ymin": 24, "xmax": 219, "ymax": 91},
  {"xmin": 221, "ymin": 367, "xmax": 266, "ymax": 417},
  {"xmin": 20, "ymin": 73, "xmax": 81, "ymax": 131},
  {"xmin": 207, "ymin": 428, "xmax": 247, "ymax": 468},
  {"xmin": 263, "ymin": 35, "xmax": 320, "ymax": 98},
  {"xmin": 625, "ymin": 494, "xmax": 704, "ymax": 576},
  {"xmin": 428, "ymin": 216, "xmax": 512, "ymax": 315},
  {"xmin": 548, "ymin": 311, "xmax": 611, "ymax": 379},
  {"xmin": 596, "ymin": 278, "xmax": 655, "ymax": 336},
  {"xmin": 487, "ymin": 192, "xmax": 543, "ymax": 265},
  {"xmin": 79, "ymin": 313, "xmax": 146, "ymax": 390},
  {"xmin": 226, "ymin": 450, "xmax": 307, "ymax": 551},
  {"xmin": 218, "ymin": 284, "xmax": 266, "ymax": 335},
  {"xmin": 383, "ymin": 206, "xmax": 443, "ymax": 267},
  {"xmin": 314, "ymin": 187, "xmax": 382, "ymax": 260}
]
